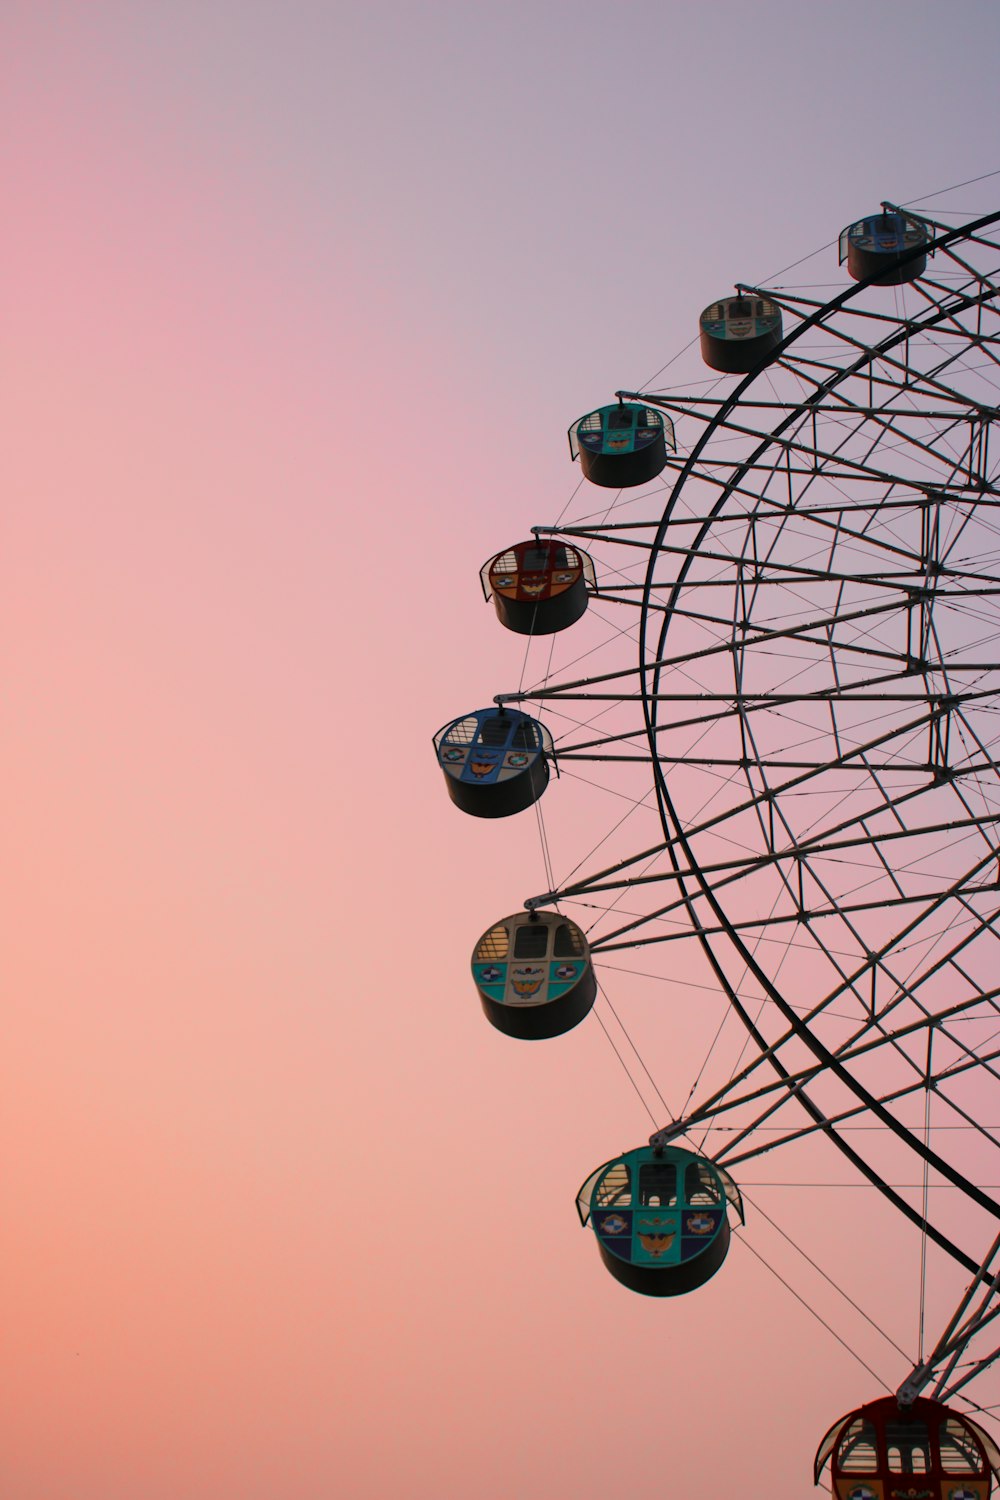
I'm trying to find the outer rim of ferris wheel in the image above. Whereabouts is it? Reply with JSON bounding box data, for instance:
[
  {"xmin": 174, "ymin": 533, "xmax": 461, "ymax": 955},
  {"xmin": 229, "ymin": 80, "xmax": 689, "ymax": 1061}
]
[{"xmin": 634, "ymin": 208, "xmax": 1000, "ymax": 1278}]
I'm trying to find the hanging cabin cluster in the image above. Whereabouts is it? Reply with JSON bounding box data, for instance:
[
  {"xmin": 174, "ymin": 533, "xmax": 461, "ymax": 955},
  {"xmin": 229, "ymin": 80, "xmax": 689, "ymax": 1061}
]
[{"xmin": 429, "ymin": 205, "xmax": 992, "ymax": 1491}]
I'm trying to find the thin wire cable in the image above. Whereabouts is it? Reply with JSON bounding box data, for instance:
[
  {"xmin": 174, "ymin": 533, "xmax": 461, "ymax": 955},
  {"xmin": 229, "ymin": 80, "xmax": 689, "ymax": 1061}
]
[
  {"xmin": 592, "ymin": 1007, "xmax": 659, "ymax": 1128},
  {"xmin": 901, "ymin": 168, "xmax": 1000, "ymax": 209},
  {"xmin": 595, "ymin": 977, "xmax": 674, "ymax": 1121},
  {"xmin": 742, "ymin": 1189, "xmax": 913, "ymax": 1363},
  {"xmin": 733, "ymin": 1230, "xmax": 892, "ymax": 1391},
  {"xmin": 759, "ymin": 237, "xmax": 841, "ymax": 289},
  {"xmin": 534, "ymin": 799, "xmax": 556, "ymax": 898}
]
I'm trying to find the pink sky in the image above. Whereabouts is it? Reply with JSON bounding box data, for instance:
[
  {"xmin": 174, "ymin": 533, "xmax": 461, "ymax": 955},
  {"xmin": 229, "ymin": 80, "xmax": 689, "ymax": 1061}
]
[{"xmin": 5, "ymin": 5, "xmax": 1000, "ymax": 1497}]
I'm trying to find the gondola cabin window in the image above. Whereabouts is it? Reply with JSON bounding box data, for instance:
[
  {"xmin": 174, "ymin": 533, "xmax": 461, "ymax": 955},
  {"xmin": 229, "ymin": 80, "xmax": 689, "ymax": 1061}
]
[
  {"xmin": 512, "ymin": 922, "xmax": 548, "ymax": 960},
  {"xmin": 886, "ymin": 1418, "xmax": 931, "ymax": 1473},
  {"xmin": 837, "ymin": 1419, "xmax": 878, "ymax": 1474},
  {"xmin": 553, "ymin": 923, "xmax": 585, "ymax": 958},
  {"xmin": 638, "ymin": 1162, "xmax": 677, "ymax": 1207},
  {"xmin": 685, "ymin": 1161, "xmax": 721, "ymax": 1205},
  {"xmin": 594, "ymin": 1163, "xmax": 631, "ymax": 1209},
  {"xmin": 941, "ymin": 1420, "xmax": 989, "ymax": 1475}
]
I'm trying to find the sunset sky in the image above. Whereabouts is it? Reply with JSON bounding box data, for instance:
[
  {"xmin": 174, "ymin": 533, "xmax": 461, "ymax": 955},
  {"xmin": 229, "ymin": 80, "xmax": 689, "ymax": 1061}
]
[{"xmin": 6, "ymin": 5, "xmax": 1000, "ymax": 1497}]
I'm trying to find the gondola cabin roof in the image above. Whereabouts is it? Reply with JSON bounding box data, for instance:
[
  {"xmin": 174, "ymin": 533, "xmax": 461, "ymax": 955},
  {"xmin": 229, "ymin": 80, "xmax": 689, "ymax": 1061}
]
[
  {"xmin": 568, "ymin": 402, "xmax": 674, "ymax": 489},
  {"xmin": 576, "ymin": 1143, "xmax": 743, "ymax": 1296},
  {"xmin": 480, "ymin": 539, "xmax": 596, "ymax": 636},
  {"xmin": 814, "ymin": 1394, "xmax": 1000, "ymax": 1496},
  {"xmin": 472, "ymin": 910, "xmax": 597, "ymax": 1039},
  {"xmin": 434, "ymin": 707, "xmax": 554, "ymax": 818}
]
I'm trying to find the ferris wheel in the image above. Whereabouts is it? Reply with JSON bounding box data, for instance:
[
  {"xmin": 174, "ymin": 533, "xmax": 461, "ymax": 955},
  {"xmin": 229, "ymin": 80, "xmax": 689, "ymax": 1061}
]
[{"xmin": 435, "ymin": 198, "xmax": 1000, "ymax": 1494}]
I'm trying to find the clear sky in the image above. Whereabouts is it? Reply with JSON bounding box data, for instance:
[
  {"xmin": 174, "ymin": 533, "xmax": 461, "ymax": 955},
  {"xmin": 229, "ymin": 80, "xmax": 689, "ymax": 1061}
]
[{"xmin": 5, "ymin": 4, "xmax": 1000, "ymax": 1497}]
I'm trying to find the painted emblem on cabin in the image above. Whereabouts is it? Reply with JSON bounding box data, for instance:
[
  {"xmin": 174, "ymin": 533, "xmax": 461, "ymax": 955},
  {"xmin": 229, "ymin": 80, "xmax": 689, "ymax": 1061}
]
[
  {"xmin": 890, "ymin": 1490, "xmax": 933, "ymax": 1499},
  {"xmin": 685, "ymin": 1213, "xmax": 715, "ymax": 1235},
  {"xmin": 607, "ymin": 437, "xmax": 629, "ymax": 451},
  {"xmin": 521, "ymin": 579, "xmax": 547, "ymax": 595},
  {"xmin": 554, "ymin": 964, "xmax": 578, "ymax": 981},
  {"xmin": 848, "ymin": 1487, "xmax": 877, "ymax": 1500},
  {"xmin": 506, "ymin": 753, "xmax": 530, "ymax": 768},
  {"xmin": 637, "ymin": 1216, "xmax": 676, "ymax": 1256},
  {"xmin": 948, "ymin": 1490, "xmax": 979, "ymax": 1500},
  {"xmin": 478, "ymin": 966, "xmax": 503, "ymax": 983},
  {"xmin": 598, "ymin": 1214, "xmax": 628, "ymax": 1236},
  {"xmin": 441, "ymin": 747, "xmax": 465, "ymax": 762},
  {"xmin": 469, "ymin": 758, "xmax": 498, "ymax": 778},
  {"xmin": 494, "ymin": 576, "xmax": 514, "ymax": 588},
  {"xmin": 511, "ymin": 966, "xmax": 545, "ymax": 997},
  {"xmin": 554, "ymin": 572, "xmax": 574, "ymax": 584}
]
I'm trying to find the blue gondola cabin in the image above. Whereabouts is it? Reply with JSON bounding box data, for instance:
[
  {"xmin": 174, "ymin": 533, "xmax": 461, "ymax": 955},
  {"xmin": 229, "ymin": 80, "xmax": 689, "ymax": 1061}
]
[
  {"xmin": 434, "ymin": 707, "xmax": 554, "ymax": 818},
  {"xmin": 576, "ymin": 1142, "xmax": 743, "ymax": 1296},
  {"xmin": 840, "ymin": 212, "xmax": 929, "ymax": 286},
  {"xmin": 481, "ymin": 539, "xmax": 596, "ymax": 635},
  {"xmin": 699, "ymin": 295, "xmax": 783, "ymax": 373},
  {"xmin": 471, "ymin": 910, "xmax": 597, "ymax": 1039},
  {"xmin": 568, "ymin": 402, "xmax": 674, "ymax": 489},
  {"xmin": 815, "ymin": 1395, "xmax": 1000, "ymax": 1500}
]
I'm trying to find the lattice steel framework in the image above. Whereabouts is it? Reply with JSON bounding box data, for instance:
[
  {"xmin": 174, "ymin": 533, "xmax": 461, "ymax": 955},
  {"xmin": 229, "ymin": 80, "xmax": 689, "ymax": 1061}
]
[{"xmin": 503, "ymin": 208, "xmax": 1000, "ymax": 1397}]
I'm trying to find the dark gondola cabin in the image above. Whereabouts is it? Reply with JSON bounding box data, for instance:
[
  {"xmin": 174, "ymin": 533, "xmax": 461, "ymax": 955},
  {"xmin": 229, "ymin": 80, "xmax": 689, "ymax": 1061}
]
[
  {"xmin": 576, "ymin": 1142, "xmax": 743, "ymax": 1296},
  {"xmin": 815, "ymin": 1395, "xmax": 1000, "ymax": 1500},
  {"xmin": 481, "ymin": 539, "xmax": 596, "ymax": 636},
  {"xmin": 840, "ymin": 212, "xmax": 929, "ymax": 286},
  {"xmin": 699, "ymin": 295, "xmax": 783, "ymax": 373},
  {"xmin": 434, "ymin": 707, "xmax": 553, "ymax": 818},
  {"xmin": 471, "ymin": 911, "xmax": 596, "ymax": 1039},
  {"xmin": 568, "ymin": 402, "xmax": 674, "ymax": 489}
]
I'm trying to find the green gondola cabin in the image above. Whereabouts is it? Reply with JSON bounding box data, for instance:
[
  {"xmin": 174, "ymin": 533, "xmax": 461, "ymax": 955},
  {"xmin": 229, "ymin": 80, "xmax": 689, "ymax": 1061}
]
[
  {"xmin": 568, "ymin": 402, "xmax": 674, "ymax": 488},
  {"xmin": 577, "ymin": 1141, "xmax": 743, "ymax": 1296}
]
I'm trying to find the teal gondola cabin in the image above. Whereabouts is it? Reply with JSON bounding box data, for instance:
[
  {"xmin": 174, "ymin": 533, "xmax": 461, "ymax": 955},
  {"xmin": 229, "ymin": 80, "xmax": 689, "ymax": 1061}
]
[
  {"xmin": 577, "ymin": 1141, "xmax": 743, "ymax": 1296},
  {"xmin": 568, "ymin": 402, "xmax": 673, "ymax": 488}
]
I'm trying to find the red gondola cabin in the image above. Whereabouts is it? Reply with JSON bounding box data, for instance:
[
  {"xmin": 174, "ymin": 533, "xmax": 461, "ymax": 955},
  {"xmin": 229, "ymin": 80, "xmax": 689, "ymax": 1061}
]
[
  {"xmin": 815, "ymin": 1394, "xmax": 1000, "ymax": 1500},
  {"xmin": 481, "ymin": 539, "xmax": 596, "ymax": 636}
]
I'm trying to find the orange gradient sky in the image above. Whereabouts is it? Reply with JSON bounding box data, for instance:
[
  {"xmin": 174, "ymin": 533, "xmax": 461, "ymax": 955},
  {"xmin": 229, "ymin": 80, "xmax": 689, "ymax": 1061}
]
[{"xmin": 6, "ymin": 5, "xmax": 1000, "ymax": 1497}]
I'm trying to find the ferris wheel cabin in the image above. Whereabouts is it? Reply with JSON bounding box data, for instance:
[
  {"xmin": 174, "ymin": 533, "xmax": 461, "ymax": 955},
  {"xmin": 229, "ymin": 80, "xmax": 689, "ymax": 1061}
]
[
  {"xmin": 481, "ymin": 539, "xmax": 596, "ymax": 636},
  {"xmin": 699, "ymin": 295, "xmax": 783, "ymax": 373},
  {"xmin": 840, "ymin": 212, "xmax": 929, "ymax": 285},
  {"xmin": 814, "ymin": 1395, "xmax": 1000, "ymax": 1500},
  {"xmin": 471, "ymin": 911, "xmax": 597, "ymax": 1039},
  {"xmin": 568, "ymin": 402, "xmax": 672, "ymax": 488},
  {"xmin": 576, "ymin": 1143, "xmax": 743, "ymax": 1296},
  {"xmin": 434, "ymin": 707, "xmax": 553, "ymax": 817}
]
